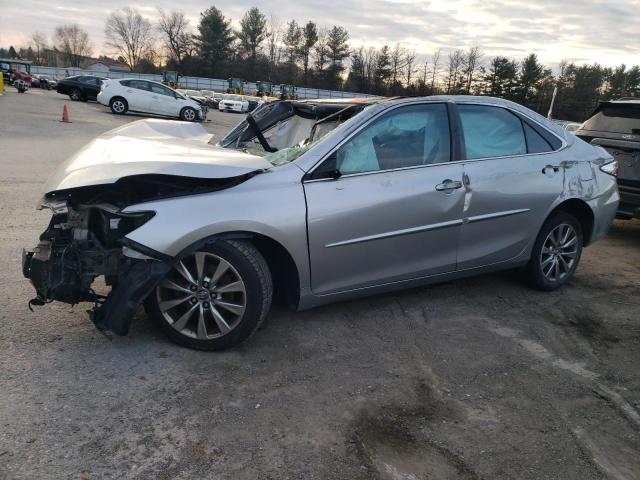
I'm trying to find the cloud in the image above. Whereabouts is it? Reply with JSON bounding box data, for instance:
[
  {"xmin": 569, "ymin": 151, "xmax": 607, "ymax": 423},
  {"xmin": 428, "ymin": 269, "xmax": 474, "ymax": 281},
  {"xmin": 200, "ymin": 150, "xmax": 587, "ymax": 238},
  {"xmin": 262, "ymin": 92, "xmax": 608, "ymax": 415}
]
[{"xmin": 0, "ymin": 0, "xmax": 638, "ymax": 68}]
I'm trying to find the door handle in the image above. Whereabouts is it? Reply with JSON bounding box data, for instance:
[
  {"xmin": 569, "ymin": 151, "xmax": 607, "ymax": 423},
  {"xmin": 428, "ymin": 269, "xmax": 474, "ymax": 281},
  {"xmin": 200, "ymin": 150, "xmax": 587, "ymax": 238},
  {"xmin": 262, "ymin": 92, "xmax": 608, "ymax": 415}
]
[
  {"xmin": 435, "ymin": 180, "xmax": 463, "ymax": 192},
  {"xmin": 542, "ymin": 164, "xmax": 561, "ymax": 173}
]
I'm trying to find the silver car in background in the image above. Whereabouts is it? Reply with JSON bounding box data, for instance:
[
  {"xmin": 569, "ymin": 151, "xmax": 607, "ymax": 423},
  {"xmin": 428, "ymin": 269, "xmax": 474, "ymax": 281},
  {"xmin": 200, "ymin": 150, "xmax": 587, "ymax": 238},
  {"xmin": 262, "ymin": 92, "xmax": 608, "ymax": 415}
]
[{"xmin": 22, "ymin": 96, "xmax": 619, "ymax": 350}]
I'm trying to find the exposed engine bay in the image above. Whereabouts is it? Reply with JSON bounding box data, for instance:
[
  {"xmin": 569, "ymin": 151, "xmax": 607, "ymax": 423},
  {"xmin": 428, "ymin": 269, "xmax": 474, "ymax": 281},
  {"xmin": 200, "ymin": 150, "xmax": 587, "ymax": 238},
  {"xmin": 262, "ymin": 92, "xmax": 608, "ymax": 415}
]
[
  {"xmin": 22, "ymin": 172, "xmax": 263, "ymax": 335},
  {"xmin": 23, "ymin": 197, "xmax": 170, "ymax": 335}
]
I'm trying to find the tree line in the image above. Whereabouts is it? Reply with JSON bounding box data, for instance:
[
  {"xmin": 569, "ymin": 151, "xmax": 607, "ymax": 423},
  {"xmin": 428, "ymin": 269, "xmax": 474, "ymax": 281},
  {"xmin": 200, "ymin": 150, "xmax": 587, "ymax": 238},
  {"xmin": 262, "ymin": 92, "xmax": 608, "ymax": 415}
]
[{"xmin": 2, "ymin": 5, "xmax": 639, "ymax": 121}]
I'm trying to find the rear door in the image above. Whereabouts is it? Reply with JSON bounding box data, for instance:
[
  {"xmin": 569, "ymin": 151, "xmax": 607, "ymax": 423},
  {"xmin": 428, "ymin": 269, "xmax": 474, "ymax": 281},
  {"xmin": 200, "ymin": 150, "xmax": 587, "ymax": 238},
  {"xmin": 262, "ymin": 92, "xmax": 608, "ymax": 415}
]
[
  {"xmin": 456, "ymin": 104, "xmax": 565, "ymax": 270},
  {"xmin": 82, "ymin": 76, "xmax": 103, "ymax": 98},
  {"xmin": 304, "ymin": 102, "xmax": 465, "ymax": 294},
  {"xmin": 122, "ymin": 80, "xmax": 153, "ymax": 112}
]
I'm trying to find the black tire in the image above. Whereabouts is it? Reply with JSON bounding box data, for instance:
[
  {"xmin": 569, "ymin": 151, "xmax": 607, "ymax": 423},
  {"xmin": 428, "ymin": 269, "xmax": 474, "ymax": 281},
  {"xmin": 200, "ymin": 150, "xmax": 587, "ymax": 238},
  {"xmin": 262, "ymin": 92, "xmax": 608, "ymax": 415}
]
[
  {"xmin": 525, "ymin": 212, "xmax": 583, "ymax": 291},
  {"xmin": 69, "ymin": 88, "xmax": 82, "ymax": 101},
  {"xmin": 145, "ymin": 240, "xmax": 273, "ymax": 351},
  {"xmin": 109, "ymin": 97, "xmax": 128, "ymax": 115},
  {"xmin": 180, "ymin": 107, "xmax": 198, "ymax": 122}
]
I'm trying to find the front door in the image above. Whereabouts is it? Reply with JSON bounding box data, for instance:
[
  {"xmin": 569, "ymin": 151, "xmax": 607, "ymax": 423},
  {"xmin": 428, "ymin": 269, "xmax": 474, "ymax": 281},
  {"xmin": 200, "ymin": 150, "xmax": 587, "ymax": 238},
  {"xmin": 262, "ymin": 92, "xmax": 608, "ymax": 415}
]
[
  {"xmin": 304, "ymin": 103, "xmax": 465, "ymax": 295},
  {"xmin": 455, "ymin": 104, "xmax": 566, "ymax": 270},
  {"xmin": 149, "ymin": 82, "xmax": 180, "ymax": 117},
  {"xmin": 123, "ymin": 80, "xmax": 153, "ymax": 112}
]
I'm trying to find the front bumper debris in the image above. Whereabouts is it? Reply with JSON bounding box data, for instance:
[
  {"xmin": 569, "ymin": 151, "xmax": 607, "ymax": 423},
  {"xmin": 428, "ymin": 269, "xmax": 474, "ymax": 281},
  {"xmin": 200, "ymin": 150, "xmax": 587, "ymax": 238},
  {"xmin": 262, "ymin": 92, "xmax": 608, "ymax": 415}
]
[
  {"xmin": 89, "ymin": 259, "xmax": 170, "ymax": 335},
  {"xmin": 23, "ymin": 242, "xmax": 170, "ymax": 336},
  {"xmin": 22, "ymin": 202, "xmax": 171, "ymax": 337}
]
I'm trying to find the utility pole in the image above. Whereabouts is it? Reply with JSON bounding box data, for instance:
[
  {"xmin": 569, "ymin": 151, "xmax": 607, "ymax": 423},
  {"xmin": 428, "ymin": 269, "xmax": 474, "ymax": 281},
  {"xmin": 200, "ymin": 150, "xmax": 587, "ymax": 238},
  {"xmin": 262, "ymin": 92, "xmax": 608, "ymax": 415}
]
[{"xmin": 547, "ymin": 86, "xmax": 558, "ymax": 119}]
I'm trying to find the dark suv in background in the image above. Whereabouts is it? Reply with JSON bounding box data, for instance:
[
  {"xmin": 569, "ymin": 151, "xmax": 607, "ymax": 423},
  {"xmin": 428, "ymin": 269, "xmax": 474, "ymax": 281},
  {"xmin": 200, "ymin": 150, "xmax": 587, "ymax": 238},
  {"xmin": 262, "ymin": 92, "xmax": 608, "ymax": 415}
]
[
  {"xmin": 575, "ymin": 99, "xmax": 640, "ymax": 219},
  {"xmin": 56, "ymin": 75, "xmax": 106, "ymax": 101}
]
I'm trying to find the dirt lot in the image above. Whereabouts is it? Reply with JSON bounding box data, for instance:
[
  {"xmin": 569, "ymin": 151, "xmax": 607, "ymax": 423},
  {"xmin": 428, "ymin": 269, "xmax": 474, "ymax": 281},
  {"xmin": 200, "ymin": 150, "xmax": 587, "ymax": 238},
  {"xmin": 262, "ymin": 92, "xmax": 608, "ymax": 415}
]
[{"xmin": 0, "ymin": 88, "xmax": 639, "ymax": 480}]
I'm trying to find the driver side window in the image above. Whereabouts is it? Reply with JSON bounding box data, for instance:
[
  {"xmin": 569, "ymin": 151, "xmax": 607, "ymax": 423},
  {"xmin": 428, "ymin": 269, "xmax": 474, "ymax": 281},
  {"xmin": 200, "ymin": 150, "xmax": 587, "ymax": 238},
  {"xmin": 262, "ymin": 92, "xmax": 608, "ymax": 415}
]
[
  {"xmin": 150, "ymin": 83, "xmax": 175, "ymax": 97},
  {"xmin": 335, "ymin": 103, "xmax": 450, "ymax": 175}
]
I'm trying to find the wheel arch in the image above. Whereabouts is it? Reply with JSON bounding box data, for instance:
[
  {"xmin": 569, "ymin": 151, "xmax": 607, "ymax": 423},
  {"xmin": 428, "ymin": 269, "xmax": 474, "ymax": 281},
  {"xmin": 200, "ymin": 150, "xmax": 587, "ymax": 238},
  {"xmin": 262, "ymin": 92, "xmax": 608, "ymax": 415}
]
[
  {"xmin": 109, "ymin": 95, "xmax": 127, "ymax": 106},
  {"xmin": 548, "ymin": 198, "xmax": 595, "ymax": 245},
  {"xmin": 175, "ymin": 231, "xmax": 301, "ymax": 310}
]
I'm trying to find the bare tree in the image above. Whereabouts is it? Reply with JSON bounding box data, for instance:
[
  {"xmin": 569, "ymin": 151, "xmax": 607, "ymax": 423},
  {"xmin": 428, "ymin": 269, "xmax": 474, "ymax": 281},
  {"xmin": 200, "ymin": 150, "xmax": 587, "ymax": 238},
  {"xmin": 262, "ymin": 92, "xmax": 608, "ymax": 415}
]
[
  {"xmin": 420, "ymin": 59, "xmax": 429, "ymax": 83},
  {"xmin": 266, "ymin": 14, "xmax": 282, "ymax": 79},
  {"xmin": 53, "ymin": 24, "xmax": 92, "ymax": 67},
  {"xmin": 463, "ymin": 46, "xmax": 483, "ymax": 94},
  {"xmin": 404, "ymin": 49, "xmax": 417, "ymax": 86},
  {"xmin": 446, "ymin": 49, "xmax": 464, "ymax": 93},
  {"xmin": 30, "ymin": 32, "xmax": 47, "ymax": 65},
  {"xmin": 314, "ymin": 28, "xmax": 329, "ymax": 74},
  {"xmin": 430, "ymin": 48, "xmax": 441, "ymax": 93},
  {"xmin": 390, "ymin": 43, "xmax": 407, "ymax": 86},
  {"xmin": 364, "ymin": 47, "xmax": 378, "ymax": 92},
  {"xmin": 157, "ymin": 9, "xmax": 193, "ymax": 65},
  {"xmin": 105, "ymin": 8, "xmax": 154, "ymax": 70}
]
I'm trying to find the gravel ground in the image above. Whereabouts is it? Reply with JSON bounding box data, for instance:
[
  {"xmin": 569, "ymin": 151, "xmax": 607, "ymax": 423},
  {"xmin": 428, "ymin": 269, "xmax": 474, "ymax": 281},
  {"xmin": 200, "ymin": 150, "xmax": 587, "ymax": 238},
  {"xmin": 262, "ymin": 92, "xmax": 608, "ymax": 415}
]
[{"xmin": 1, "ymin": 88, "xmax": 639, "ymax": 480}]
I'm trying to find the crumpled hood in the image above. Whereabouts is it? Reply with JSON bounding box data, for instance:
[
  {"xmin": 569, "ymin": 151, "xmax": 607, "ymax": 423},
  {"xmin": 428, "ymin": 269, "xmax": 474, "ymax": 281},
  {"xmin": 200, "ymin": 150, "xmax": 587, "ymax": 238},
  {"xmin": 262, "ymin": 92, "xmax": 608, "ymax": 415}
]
[{"xmin": 45, "ymin": 119, "xmax": 271, "ymax": 193}]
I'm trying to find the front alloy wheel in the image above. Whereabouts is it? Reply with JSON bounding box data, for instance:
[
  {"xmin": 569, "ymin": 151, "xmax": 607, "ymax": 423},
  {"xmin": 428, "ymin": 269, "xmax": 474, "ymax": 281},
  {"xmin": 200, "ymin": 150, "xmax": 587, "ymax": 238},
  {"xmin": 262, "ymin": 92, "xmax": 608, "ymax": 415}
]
[
  {"xmin": 145, "ymin": 240, "xmax": 272, "ymax": 350},
  {"xmin": 157, "ymin": 252, "xmax": 247, "ymax": 339},
  {"xmin": 181, "ymin": 107, "xmax": 197, "ymax": 121}
]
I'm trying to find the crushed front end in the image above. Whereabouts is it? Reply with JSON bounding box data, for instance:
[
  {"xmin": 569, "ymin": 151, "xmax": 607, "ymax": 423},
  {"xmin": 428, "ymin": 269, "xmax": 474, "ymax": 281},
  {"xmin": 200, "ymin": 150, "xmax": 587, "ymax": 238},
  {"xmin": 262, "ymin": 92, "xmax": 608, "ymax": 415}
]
[{"xmin": 22, "ymin": 197, "xmax": 170, "ymax": 336}]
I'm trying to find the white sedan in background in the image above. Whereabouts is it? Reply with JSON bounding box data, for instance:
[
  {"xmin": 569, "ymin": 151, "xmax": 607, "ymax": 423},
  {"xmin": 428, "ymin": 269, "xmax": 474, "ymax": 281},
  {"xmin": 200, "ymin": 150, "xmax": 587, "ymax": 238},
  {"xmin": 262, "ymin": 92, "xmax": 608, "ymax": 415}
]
[
  {"xmin": 218, "ymin": 94, "xmax": 250, "ymax": 113},
  {"xmin": 97, "ymin": 79, "xmax": 206, "ymax": 121}
]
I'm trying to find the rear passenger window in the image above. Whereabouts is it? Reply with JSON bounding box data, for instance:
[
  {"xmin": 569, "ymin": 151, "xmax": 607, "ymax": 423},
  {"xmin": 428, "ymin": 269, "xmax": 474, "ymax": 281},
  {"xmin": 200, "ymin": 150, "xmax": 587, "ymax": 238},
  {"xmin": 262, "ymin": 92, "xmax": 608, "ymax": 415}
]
[
  {"xmin": 459, "ymin": 105, "xmax": 526, "ymax": 159},
  {"xmin": 122, "ymin": 80, "xmax": 149, "ymax": 91},
  {"xmin": 523, "ymin": 122, "xmax": 552, "ymax": 153}
]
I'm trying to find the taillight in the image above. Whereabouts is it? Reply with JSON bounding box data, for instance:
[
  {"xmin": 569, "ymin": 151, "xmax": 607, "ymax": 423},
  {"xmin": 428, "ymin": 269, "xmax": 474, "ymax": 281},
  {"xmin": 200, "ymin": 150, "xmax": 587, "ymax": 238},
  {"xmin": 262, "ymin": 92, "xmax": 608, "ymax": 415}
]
[{"xmin": 600, "ymin": 161, "xmax": 618, "ymax": 177}]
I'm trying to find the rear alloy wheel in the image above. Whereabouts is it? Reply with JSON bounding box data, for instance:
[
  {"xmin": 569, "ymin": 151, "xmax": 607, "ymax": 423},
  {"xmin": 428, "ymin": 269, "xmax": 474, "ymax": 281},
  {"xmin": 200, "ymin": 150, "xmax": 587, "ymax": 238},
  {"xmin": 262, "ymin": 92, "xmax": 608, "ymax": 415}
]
[
  {"xmin": 145, "ymin": 240, "xmax": 272, "ymax": 351},
  {"xmin": 526, "ymin": 212, "xmax": 583, "ymax": 291},
  {"xmin": 69, "ymin": 88, "xmax": 81, "ymax": 101},
  {"xmin": 180, "ymin": 107, "xmax": 197, "ymax": 122},
  {"xmin": 109, "ymin": 97, "xmax": 128, "ymax": 115}
]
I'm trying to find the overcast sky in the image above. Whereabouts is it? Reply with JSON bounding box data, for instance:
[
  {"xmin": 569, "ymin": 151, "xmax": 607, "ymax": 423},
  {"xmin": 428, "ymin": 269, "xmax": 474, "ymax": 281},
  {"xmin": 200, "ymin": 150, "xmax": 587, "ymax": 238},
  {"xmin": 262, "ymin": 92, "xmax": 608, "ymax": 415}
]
[{"xmin": 1, "ymin": 0, "xmax": 639, "ymax": 69}]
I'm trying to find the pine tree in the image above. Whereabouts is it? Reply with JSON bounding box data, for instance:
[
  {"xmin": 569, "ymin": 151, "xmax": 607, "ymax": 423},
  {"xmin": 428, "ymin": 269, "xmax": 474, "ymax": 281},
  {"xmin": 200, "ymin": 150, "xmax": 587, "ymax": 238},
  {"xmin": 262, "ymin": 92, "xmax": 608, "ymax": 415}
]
[
  {"xmin": 326, "ymin": 26, "xmax": 349, "ymax": 89},
  {"xmin": 374, "ymin": 45, "xmax": 392, "ymax": 94},
  {"xmin": 237, "ymin": 8, "xmax": 267, "ymax": 68},
  {"xmin": 197, "ymin": 6, "xmax": 234, "ymax": 76},
  {"xmin": 299, "ymin": 21, "xmax": 318, "ymax": 83}
]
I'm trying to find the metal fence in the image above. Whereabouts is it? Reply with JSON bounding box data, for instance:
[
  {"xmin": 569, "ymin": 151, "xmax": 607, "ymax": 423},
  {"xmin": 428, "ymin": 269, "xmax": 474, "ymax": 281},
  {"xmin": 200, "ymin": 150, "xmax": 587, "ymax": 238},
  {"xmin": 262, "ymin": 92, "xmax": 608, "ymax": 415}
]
[{"xmin": 30, "ymin": 66, "xmax": 377, "ymax": 100}]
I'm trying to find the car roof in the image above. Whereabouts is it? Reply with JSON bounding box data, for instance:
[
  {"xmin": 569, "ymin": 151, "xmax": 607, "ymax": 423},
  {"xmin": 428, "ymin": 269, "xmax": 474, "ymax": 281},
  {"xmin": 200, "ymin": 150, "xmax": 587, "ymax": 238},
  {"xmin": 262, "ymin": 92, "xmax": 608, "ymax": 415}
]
[
  {"xmin": 395, "ymin": 95, "xmax": 569, "ymax": 138},
  {"xmin": 119, "ymin": 78, "xmax": 162, "ymax": 84},
  {"xmin": 313, "ymin": 95, "xmax": 567, "ymax": 142}
]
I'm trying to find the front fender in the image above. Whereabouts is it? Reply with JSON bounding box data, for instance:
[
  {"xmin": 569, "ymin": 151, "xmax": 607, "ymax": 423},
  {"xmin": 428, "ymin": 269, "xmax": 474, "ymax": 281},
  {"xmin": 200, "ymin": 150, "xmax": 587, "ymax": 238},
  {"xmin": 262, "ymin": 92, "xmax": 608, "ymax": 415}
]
[{"xmin": 123, "ymin": 162, "xmax": 311, "ymax": 295}]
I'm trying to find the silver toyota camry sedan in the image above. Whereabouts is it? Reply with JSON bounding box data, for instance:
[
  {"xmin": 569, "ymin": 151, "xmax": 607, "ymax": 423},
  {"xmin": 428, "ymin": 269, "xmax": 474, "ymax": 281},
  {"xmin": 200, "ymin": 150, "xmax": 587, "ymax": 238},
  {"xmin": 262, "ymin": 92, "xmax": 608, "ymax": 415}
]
[{"xmin": 23, "ymin": 96, "xmax": 619, "ymax": 350}]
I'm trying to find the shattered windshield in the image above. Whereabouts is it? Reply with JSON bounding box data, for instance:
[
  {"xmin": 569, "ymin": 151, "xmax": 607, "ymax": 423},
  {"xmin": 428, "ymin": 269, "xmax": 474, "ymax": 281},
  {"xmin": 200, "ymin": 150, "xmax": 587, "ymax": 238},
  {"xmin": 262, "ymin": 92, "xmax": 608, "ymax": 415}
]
[
  {"xmin": 217, "ymin": 100, "xmax": 371, "ymax": 162},
  {"xmin": 262, "ymin": 141, "xmax": 318, "ymax": 166}
]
